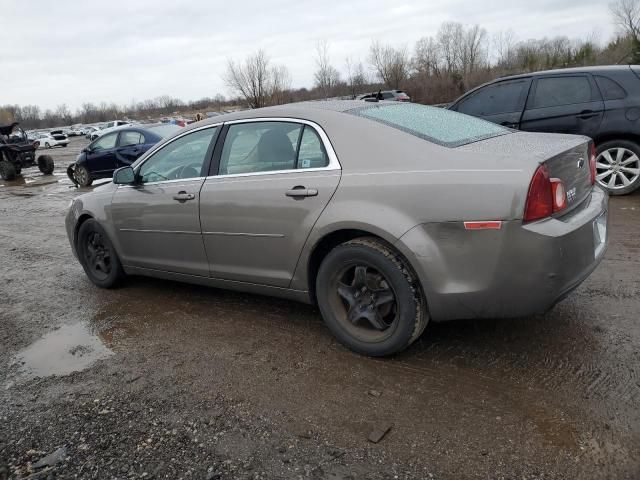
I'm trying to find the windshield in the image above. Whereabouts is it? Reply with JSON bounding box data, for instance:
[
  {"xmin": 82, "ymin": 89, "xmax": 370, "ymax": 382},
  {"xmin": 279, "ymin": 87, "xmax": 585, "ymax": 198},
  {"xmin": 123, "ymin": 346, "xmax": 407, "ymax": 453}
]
[
  {"xmin": 146, "ymin": 124, "xmax": 182, "ymax": 138},
  {"xmin": 348, "ymin": 103, "xmax": 510, "ymax": 147}
]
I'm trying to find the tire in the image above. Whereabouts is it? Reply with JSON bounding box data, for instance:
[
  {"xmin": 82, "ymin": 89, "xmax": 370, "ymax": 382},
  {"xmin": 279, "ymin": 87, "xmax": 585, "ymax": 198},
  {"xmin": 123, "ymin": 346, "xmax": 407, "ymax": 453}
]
[
  {"xmin": 74, "ymin": 164, "xmax": 93, "ymax": 187},
  {"xmin": 37, "ymin": 155, "xmax": 55, "ymax": 175},
  {"xmin": 595, "ymin": 140, "xmax": 640, "ymax": 195},
  {"xmin": 77, "ymin": 219, "xmax": 125, "ymax": 288},
  {"xmin": 316, "ymin": 237, "xmax": 428, "ymax": 357},
  {"xmin": 45, "ymin": 142, "xmax": 50, "ymax": 149},
  {"xmin": 0, "ymin": 160, "xmax": 17, "ymax": 181}
]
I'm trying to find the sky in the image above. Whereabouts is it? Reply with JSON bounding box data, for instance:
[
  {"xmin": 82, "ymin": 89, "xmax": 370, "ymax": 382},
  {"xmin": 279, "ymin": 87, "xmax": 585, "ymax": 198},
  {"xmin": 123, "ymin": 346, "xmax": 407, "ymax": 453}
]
[{"xmin": 0, "ymin": 0, "xmax": 616, "ymax": 111}]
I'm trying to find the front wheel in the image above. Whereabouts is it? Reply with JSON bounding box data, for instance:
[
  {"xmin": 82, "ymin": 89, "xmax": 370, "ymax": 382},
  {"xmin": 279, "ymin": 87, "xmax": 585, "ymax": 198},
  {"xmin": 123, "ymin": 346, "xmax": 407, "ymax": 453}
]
[
  {"xmin": 595, "ymin": 140, "xmax": 640, "ymax": 195},
  {"xmin": 77, "ymin": 219, "xmax": 125, "ymax": 288},
  {"xmin": 37, "ymin": 155, "xmax": 54, "ymax": 174},
  {"xmin": 74, "ymin": 164, "xmax": 93, "ymax": 187},
  {"xmin": 44, "ymin": 142, "xmax": 51, "ymax": 149},
  {"xmin": 316, "ymin": 237, "xmax": 427, "ymax": 357},
  {"xmin": 0, "ymin": 160, "xmax": 17, "ymax": 181}
]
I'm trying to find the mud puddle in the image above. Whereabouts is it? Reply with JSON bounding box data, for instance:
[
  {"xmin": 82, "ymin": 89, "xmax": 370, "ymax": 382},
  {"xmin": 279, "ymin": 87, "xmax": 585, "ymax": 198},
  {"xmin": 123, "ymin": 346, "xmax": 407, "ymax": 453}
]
[{"xmin": 8, "ymin": 323, "xmax": 113, "ymax": 382}]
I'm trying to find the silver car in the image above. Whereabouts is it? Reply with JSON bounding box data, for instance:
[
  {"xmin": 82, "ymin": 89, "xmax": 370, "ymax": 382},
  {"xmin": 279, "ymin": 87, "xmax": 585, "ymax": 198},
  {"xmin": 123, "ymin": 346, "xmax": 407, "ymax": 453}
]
[{"xmin": 66, "ymin": 101, "xmax": 608, "ymax": 356}]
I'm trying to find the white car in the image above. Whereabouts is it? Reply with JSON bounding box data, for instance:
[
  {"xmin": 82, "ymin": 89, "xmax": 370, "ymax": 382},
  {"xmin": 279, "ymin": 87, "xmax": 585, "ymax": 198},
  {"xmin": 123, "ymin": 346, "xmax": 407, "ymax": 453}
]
[
  {"xmin": 34, "ymin": 131, "xmax": 69, "ymax": 149},
  {"xmin": 90, "ymin": 120, "xmax": 130, "ymax": 140}
]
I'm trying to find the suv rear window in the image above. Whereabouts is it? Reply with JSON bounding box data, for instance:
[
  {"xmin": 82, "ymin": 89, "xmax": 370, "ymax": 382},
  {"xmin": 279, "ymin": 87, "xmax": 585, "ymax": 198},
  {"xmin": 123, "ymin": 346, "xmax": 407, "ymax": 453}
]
[
  {"xmin": 349, "ymin": 103, "xmax": 509, "ymax": 147},
  {"xmin": 530, "ymin": 76, "xmax": 593, "ymax": 108}
]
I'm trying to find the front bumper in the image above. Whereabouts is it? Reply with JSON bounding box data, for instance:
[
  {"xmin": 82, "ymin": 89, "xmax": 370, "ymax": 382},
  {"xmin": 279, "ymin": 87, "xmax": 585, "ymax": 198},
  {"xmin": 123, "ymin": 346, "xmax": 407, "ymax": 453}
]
[{"xmin": 396, "ymin": 187, "xmax": 609, "ymax": 321}]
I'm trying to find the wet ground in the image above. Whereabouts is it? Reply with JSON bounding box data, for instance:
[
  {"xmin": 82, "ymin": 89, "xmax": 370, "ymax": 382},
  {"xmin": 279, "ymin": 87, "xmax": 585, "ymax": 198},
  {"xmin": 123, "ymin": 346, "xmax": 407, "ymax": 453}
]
[{"xmin": 1, "ymin": 136, "xmax": 639, "ymax": 479}]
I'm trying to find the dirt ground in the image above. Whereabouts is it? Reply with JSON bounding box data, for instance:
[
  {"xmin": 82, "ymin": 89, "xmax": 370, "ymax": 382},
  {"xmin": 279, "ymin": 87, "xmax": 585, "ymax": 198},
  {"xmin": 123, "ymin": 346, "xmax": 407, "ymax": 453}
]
[{"xmin": 1, "ymin": 136, "xmax": 639, "ymax": 479}]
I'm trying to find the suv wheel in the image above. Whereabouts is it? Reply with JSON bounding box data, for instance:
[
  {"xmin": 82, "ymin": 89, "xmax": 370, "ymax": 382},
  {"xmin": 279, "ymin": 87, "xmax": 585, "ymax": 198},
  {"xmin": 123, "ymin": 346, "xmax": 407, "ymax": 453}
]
[
  {"xmin": 0, "ymin": 160, "xmax": 17, "ymax": 181},
  {"xmin": 77, "ymin": 219, "xmax": 125, "ymax": 288},
  {"xmin": 37, "ymin": 155, "xmax": 54, "ymax": 175},
  {"xmin": 316, "ymin": 237, "xmax": 428, "ymax": 356},
  {"xmin": 595, "ymin": 140, "xmax": 640, "ymax": 195}
]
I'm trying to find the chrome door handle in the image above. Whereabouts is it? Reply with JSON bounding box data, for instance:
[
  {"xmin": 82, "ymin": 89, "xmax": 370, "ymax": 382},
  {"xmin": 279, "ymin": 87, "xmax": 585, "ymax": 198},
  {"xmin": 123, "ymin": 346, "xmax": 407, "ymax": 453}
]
[
  {"xmin": 285, "ymin": 187, "xmax": 318, "ymax": 198},
  {"xmin": 173, "ymin": 191, "xmax": 195, "ymax": 202}
]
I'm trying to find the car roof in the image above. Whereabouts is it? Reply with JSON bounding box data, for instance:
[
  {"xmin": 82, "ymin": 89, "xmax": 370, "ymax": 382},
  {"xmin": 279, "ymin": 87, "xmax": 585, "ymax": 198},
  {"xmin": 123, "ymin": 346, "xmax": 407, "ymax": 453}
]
[{"xmin": 494, "ymin": 64, "xmax": 634, "ymax": 81}]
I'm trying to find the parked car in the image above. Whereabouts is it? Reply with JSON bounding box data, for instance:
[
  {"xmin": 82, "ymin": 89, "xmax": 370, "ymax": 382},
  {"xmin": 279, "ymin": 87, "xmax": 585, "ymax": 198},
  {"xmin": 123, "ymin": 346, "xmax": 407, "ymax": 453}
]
[
  {"xmin": 66, "ymin": 101, "xmax": 607, "ymax": 357},
  {"xmin": 84, "ymin": 126, "xmax": 99, "ymax": 139},
  {"xmin": 357, "ymin": 90, "xmax": 411, "ymax": 102},
  {"xmin": 449, "ymin": 65, "xmax": 640, "ymax": 195},
  {"xmin": 67, "ymin": 123, "xmax": 181, "ymax": 187},
  {"xmin": 90, "ymin": 120, "xmax": 131, "ymax": 140},
  {"xmin": 34, "ymin": 131, "xmax": 68, "ymax": 149}
]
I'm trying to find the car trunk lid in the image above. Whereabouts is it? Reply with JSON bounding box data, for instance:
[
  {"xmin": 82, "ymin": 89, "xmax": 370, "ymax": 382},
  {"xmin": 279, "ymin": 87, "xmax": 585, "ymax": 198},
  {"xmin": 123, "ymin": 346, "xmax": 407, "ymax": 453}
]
[{"xmin": 457, "ymin": 131, "xmax": 593, "ymax": 216}]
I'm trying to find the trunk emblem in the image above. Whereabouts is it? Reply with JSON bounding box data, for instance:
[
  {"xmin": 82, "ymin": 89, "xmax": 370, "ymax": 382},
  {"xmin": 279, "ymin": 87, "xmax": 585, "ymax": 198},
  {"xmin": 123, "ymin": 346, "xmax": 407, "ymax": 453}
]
[
  {"xmin": 567, "ymin": 187, "xmax": 577, "ymax": 203},
  {"xmin": 577, "ymin": 157, "xmax": 585, "ymax": 169}
]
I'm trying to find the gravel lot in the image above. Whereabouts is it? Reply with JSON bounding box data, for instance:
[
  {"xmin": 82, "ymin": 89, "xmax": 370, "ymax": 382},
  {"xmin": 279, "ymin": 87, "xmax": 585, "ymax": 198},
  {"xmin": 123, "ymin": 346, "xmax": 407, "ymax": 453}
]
[{"xmin": 1, "ymin": 136, "xmax": 639, "ymax": 479}]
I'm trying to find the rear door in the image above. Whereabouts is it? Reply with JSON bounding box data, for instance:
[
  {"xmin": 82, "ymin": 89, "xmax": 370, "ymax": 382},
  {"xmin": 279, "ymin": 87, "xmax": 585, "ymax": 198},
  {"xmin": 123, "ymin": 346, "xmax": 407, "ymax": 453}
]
[
  {"xmin": 520, "ymin": 74, "xmax": 604, "ymax": 137},
  {"xmin": 199, "ymin": 119, "xmax": 341, "ymax": 288},
  {"xmin": 115, "ymin": 130, "xmax": 147, "ymax": 168},
  {"xmin": 451, "ymin": 78, "xmax": 531, "ymax": 128},
  {"xmin": 86, "ymin": 132, "xmax": 118, "ymax": 175}
]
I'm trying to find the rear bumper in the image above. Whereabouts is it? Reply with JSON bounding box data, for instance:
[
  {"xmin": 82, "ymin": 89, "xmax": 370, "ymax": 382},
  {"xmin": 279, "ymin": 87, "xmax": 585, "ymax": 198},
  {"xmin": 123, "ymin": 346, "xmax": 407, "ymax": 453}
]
[{"xmin": 396, "ymin": 187, "xmax": 608, "ymax": 321}]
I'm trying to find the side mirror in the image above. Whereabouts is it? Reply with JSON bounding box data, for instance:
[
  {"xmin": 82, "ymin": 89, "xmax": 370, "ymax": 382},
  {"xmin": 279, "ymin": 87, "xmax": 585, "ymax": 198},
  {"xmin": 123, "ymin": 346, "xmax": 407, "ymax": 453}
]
[{"xmin": 113, "ymin": 166, "xmax": 136, "ymax": 185}]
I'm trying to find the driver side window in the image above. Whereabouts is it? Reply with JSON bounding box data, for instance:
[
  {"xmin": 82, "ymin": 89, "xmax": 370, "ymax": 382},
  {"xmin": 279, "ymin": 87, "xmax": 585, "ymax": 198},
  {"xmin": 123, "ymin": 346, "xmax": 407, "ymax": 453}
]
[
  {"xmin": 92, "ymin": 133, "xmax": 118, "ymax": 151},
  {"xmin": 138, "ymin": 127, "xmax": 218, "ymax": 183}
]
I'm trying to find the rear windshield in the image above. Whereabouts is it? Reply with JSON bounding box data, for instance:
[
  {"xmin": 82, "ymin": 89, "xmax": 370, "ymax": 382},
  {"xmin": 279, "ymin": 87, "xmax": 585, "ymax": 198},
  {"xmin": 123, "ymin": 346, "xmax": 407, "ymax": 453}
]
[
  {"xmin": 349, "ymin": 103, "xmax": 510, "ymax": 147},
  {"xmin": 146, "ymin": 124, "xmax": 182, "ymax": 138}
]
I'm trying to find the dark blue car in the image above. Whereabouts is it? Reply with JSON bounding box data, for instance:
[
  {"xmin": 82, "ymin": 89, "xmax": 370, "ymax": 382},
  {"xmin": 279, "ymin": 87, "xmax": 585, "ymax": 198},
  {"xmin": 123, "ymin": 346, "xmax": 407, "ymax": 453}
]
[{"xmin": 68, "ymin": 123, "xmax": 181, "ymax": 186}]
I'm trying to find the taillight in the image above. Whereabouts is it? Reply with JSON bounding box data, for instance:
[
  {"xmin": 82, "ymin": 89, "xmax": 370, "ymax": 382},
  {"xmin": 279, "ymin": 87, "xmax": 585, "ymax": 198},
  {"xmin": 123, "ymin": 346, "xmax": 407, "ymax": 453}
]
[
  {"xmin": 523, "ymin": 165, "xmax": 568, "ymax": 222},
  {"xmin": 589, "ymin": 143, "xmax": 597, "ymax": 185}
]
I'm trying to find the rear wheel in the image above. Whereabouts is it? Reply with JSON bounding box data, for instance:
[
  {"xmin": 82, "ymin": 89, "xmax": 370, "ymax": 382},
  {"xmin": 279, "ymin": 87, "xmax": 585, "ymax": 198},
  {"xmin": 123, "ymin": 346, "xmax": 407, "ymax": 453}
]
[
  {"xmin": 595, "ymin": 140, "xmax": 640, "ymax": 195},
  {"xmin": 0, "ymin": 160, "xmax": 17, "ymax": 181},
  {"xmin": 74, "ymin": 164, "xmax": 93, "ymax": 187},
  {"xmin": 44, "ymin": 142, "xmax": 51, "ymax": 149},
  {"xmin": 37, "ymin": 155, "xmax": 54, "ymax": 175},
  {"xmin": 316, "ymin": 237, "xmax": 427, "ymax": 357},
  {"xmin": 77, "ymin": 219, "xmax": 125, "ymax": 288}
]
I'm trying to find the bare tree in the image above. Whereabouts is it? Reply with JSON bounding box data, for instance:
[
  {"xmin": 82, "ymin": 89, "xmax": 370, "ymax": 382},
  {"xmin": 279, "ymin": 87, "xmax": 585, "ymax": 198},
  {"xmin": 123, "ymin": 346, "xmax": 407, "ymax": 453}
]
[
  {"xmin": 345, "ymin": 56, "xmax": 368, "ymax": 97},
  {"xmin": 314, "ymin": 40, "xmax": 341, "ymax": 98},
  {"xmin": 610, "ymin": 0, "xmax": 640, "ymax": 62},
  {"xmin": 492, "ymin": 29, "xmax": 517, "ymax": 68},
  {"xmin": 414, "ymin": 36, "xmax": 441, "ymax": 77},
  {"xmin": 270, "ymin": 64, "xmax": 292, "ymax": 105},
  {"xmin": 369, "ymin": 41, "xmax": 409, "ymax": 89},
  {"xmin": 224, "ymin": 50, "xmax": 272, "ymax": 108}
]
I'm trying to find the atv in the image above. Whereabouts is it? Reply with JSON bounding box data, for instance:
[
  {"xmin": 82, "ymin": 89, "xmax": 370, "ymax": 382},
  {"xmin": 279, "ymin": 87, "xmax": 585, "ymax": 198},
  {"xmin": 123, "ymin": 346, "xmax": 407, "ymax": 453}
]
[{"xmin": 0, "ymin": 122, "xmax": 54, "ymax": 181}]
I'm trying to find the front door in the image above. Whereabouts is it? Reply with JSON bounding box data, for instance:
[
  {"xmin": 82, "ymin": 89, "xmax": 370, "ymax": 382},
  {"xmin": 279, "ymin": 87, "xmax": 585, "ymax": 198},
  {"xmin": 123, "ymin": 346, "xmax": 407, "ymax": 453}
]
[
  {"xmin": 86, "ymin": 132, "xmax": 119, "ymax": 176},
  {"xmin": 199, "ymin": 120, "xmax": 341, "ymax": 288},
  {"xmin": 520, "ymin": 75, "xmax": 605, "ymax": 137},
  {"xmin": 110, "ymin": 126, "xmax": 219, "ymax": 276}
]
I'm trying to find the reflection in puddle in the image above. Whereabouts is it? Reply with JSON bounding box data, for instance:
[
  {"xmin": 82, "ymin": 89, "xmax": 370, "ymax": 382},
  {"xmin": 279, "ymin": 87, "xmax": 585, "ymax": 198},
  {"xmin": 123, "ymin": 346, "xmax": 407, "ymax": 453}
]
[{"xmin": 11, "ymin": 323, "xmax": 113, "ymax": 379}]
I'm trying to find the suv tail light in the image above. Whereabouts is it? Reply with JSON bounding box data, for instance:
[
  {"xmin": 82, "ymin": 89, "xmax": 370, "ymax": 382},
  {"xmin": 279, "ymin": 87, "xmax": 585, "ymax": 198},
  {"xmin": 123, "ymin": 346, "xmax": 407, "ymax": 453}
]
[
  {"xmin": 523, "ymin": 165, "xmax": 568, "ymax": 222},
  {"xmin": 589, "ymin": 143, "xmax": 597, "ymax": 185}
]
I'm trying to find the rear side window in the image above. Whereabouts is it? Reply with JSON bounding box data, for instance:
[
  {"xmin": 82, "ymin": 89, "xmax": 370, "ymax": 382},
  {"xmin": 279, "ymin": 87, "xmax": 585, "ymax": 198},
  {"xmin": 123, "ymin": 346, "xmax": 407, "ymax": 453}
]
[
  {"xmin": 456, "ymin": 79, "xmax": 530, "ymax": 116},
  {"xmin": 350, "ymin": 103, "xmax": 509, "ymax": 147},
  {"xmin": 530, "ymin": 76, "xmax": 593, "ymax": 108},
  {"xmin": 594, "ymin": 76, "xmax": 626, "ymax": 100},
  {"xmin": 119, "ymin": 131, "xmax": 144, "ymax": 147}
]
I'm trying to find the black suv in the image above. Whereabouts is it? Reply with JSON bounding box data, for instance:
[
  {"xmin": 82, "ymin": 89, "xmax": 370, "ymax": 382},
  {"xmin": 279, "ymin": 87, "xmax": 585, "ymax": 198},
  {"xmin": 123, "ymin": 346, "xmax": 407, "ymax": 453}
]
[{"xmin": 449, "ymin": 65, "xmax": 640, "ymax": 195}]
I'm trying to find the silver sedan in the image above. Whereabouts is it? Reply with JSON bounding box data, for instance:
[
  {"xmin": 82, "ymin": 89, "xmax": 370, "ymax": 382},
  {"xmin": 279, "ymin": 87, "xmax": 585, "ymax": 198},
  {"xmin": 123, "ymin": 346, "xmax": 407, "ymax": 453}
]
[{"xmin": 66, "ymin": 101, "xmax": 608, "ymax": 356}]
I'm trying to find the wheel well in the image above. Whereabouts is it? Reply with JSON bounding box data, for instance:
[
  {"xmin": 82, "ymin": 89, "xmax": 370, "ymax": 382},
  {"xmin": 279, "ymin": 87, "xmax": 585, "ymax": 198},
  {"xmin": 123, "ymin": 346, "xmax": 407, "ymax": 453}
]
[
  {"xmin": 593, "ymin": 133, "xmax": 640, "ymax": 148},
  {"xmin": 74, "ymin": 214, "xmax": 93, "ymax": 248}
]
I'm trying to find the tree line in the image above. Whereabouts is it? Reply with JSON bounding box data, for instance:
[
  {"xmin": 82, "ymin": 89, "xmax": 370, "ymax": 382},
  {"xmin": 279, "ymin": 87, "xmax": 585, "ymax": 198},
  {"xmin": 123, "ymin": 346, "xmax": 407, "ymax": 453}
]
[{"xmin": 3, "ymin": 0, "xmax": 640, "ymax": 130}]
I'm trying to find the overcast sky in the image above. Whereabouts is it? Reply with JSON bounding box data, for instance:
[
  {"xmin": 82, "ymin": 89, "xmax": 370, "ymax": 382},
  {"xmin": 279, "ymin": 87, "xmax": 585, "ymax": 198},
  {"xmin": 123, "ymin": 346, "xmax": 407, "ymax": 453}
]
[{"xmin": 0, "ymin": 0, "xmax": 616, "ymax": 111}]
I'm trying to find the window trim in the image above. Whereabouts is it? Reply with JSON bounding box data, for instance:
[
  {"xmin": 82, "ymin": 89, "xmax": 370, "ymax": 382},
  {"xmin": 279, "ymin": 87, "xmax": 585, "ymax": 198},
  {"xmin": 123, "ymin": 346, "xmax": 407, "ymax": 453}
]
[{"xmin": 208, "ymin": 117, "xmax": 341, "ymax": 179}]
